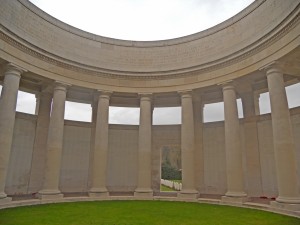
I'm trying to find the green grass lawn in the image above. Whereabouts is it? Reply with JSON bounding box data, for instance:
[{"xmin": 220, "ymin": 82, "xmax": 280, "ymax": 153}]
[
  {"xmin": 0, "ymin": 201, "xmax": 299, "ymax": 225},
  {"xmin": 160, "ymin": 184, "xmax": 176, "ymax": 191}
]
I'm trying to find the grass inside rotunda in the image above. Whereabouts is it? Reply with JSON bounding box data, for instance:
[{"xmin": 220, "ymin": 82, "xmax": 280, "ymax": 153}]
[{"xmin": 0, "ymin": 200, "xmax": 299, "ymax": 225}]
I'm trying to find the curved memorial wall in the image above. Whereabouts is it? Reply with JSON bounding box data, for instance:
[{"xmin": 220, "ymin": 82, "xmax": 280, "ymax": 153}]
[{"xmin": 0, "ymin": 0, "xmax": 300, "ymax": 215}]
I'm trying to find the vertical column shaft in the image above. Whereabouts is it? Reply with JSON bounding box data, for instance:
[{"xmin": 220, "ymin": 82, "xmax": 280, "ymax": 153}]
[
  {"xmin": 179, "ymin": 91, "xmax": 198, "ymax": 198},
  {"xmin": 193, "ymin": 95, "xmax": 204, "ymax": 193},
  {"xmin": 240, "ymin": 90, "xmax": 263, "ymax": 197},
  {"xmin": 89, "ymin": 91, "xmax": 111, "ymax": 197},
  {"xmin": 265, "ymin": 64, "xmax": 300, "ymax": 204},
  {"xmin": 88, "ymin": 95, "xmax": 98, "ymax": 189},
  {"xmin": 0, "ymin": 63, "xmax": 24, "ymax": 200},
  {"xmin": 241, "ymin": 91, "xmax": 256, "ymax": 118},
  {"xmin": 35, "ymin": 94, "xmax": 40, "ymax": 115},
  {"xmin": 222, "ymin": 83, "xmax": 247, "ymax": 200},
  {"xmin": 28, "ymin": 90, "xmax": 52, "ymax": 193},
  {"xmin": 135, "ymin": 93, "xmax": 153, "ymax": 197},
  {"xmin": 254, "ymin": 92, "xmax": 260, "ymax": 116},
  {"xmin": 39, "ymin": 82, "xmax": 68, "ymax": 199}
]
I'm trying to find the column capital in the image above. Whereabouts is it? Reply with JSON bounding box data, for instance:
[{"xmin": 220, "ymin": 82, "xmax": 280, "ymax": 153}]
[
  {"xmin": 5, "ymin": 63, "xmax": 27, "ymax": 78},
  {"xmin": 98, "ymin": 90, "xmax": 113, "ymax": 95},
  {"xmin": 97, "ymin": 90, "xmax": 113, "ymax": 100},
  {"xmin": 54, "ymin": 81, "xmax": 71, "ymax": 92},
  {"xmin": 218, "ymin": 80, "xmax": 236, "ymax": 91},
  {"xmin": 178, "ymin": 90, "xmax": 193, "ymax": 98},
  {"xmin": 259, "ymin": 61, "xmax": 283, "ymax": 75},
  {"xmin": 138, "ymin": 93, "xmax": 152, "ymax": 101}
]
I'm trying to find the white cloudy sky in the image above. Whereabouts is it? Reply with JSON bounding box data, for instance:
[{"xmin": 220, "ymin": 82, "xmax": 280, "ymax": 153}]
[
  {"xmin": 1, "ymin": 0, "xmax": 299, "ymax": 124},
  {"xmin": 29, "ymin": 0, "xmax": 255, "ymax": 41}
]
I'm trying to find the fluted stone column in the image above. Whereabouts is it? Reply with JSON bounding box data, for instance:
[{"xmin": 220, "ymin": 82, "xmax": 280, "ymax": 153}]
[
  {"xmin": 193, "ymin": 95, "xmax": 205, "ymax": 193},
  {"xmin": 178, "ymin": 91, "xmax": 198, "ymax": 199},
  {"xmin": 0, "ymin": 63, "xmax": 25, "ymax": 203},
  {"xmin": 39, "ymin": 82, "xmax": 69, "ymax": 200},
  {"xmin": 240, "ymin": 89, "xmax": 263, "ymax": 197},
  {"xmin": 28, "ymin": 88, "xmax": 52, "ymax": 193},
  {"xmin": 221, "ymin": 82, "xmax": 247, "ymax": 203},
  {"xmin": 263, "ymin": 63, "xmax": 300, "ymax": 210},
  {"xmin": 134, "ymin": 93, "xmax": 153, "ymax": 198},
  {"xmin": 89, "ymin": 91, "xmax": 111, "ymax": 198}
]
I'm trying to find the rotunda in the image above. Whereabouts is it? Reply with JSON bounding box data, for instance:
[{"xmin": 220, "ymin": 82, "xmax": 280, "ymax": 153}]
[{"xmin": 0, "ymin": 0, "xmax": 300, "ymax": 214}]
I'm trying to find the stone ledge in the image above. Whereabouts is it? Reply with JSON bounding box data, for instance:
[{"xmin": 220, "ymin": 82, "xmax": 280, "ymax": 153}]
[
  {"xmin": 271, "ymin": 201, "xmax": 300, "ymax": 212},
  {"xmin": 0, "ymin": 197, "xmax": 12, "ymax": 205},
  {"xmin": 0, "ymin": 196, "xmax": 299, "ymax": 218},
  {"xmin": 134, "ymin": 191, "xmax": 154, "ymax": 200},
  {"xmin": 221, "ymin": 196, "xmax": 249, "ymax": 204},
  {"xmin": 88, "ymin": 192, "xmax": 109, "ymax": 199},
  {"xmin": 198, "ymin": 198, "xmax": 221, "ymax": 204},
  {"xmin": 39, "ymin": 193, "xmax": 64, "ymax": 201}
]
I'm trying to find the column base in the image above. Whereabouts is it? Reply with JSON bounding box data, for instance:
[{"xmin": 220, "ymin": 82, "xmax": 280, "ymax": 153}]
[
  {"xmin": 0, "ymin": 193, "xmax": 12, "ymax": 204},
  {"xmin": 221, "ymin": 192, "xmax": 248, "ymax": 204},
  {"xmin": 275, "ymin": 196, "xmax": 300, "ymax": 204},
  {"xmin": 38, "ymin": 189, "xmax": 64, "ymax": 200},
  {"xmin": 88, "ymin": 187, "xmax": 109, "ymax": 198},
  {"xmin": 178, "ymin": 189, "xmax": 198, "ymax": 200},
  {"xmin": 134, "ymin": 188, "xmax": 153, "ymax": 199},
  {"xmin": 271, "ymin": 196, "xmax": 300, "ymax": 212},
  {"xmin": 271, "ymin": 201, "xmax": 300, "ymax": 211}
]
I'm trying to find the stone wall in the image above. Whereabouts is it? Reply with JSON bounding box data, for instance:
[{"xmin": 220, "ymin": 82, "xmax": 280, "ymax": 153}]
[
  {"xmin": 202, "ymin": 122, "xmax": 227, "ymax": 195},
  {"xmin": 107, "ymin": 125, "xmax": 138, "ymax": 192},
  {"xmin": 5, "ymin": 108, "xmax": 300, "ymax": 196},
  {"xmin": 5, "ymin": 113, "xmax": 36, "ymax": 195},
  {"xmin": 59, "ymin": 121, "xmax": 92, "ymax": 193}
]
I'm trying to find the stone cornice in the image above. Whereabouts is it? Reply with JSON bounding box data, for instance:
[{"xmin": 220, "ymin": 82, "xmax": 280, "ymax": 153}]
[{"xmin": 0, "ymin": 1, "xmax": 299, "ymax": 80}]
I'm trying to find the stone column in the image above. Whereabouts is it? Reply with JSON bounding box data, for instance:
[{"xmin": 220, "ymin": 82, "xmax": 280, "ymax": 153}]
[
  {"xmin": 35, "ymin": 94, "xmax": 40, "ymax": 115},
  {"xmin": 221, "ymin": 82, "xmax": 247, "ymax": 203},
  {"xmin": 178, "ymin": 91, "xmax": 198, "ymax": 199},
  {"xmin": 88, "ymin": 94, "xmax": 98, "ymax": 189},
  {"xmin": 0, "ymin": 63, "xmax": 25, "ymax": 203},
  {"xmin": 28, "ymin": 88, "xmax": 52, "ymax": 193},
  {"xmin": 39, "ymin": 82, "xmax": 69, "ymax": 200},
  {"xmin": 193, "ymin": 95, "xmax": 205, "ymax": 193},
  {"xmin": 254, "ymin": 92, "xmax": 260, "ymax": 116},
  {"xmin": 241, "ymin": 91, "xmax": 256, "ymax": 118},
  {"xmin": 134, "ymin": 93, "xmax": 153, "ymax": 198},
  {"xmin": 263, "ymin": 63, "xmax": 300, "ymax": 210},
  {"xmin": 89, "ymin": 91, "xmax": 111, "ymax": 198},
  {"xmin": 240, "ymin": 89, "xmax": 263, "ymax": 197}
]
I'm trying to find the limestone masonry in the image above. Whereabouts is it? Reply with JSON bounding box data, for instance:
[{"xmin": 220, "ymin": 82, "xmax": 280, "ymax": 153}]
[{"xmin": 0, "ymin": 0, "xmax": 300, "ymax": 216}]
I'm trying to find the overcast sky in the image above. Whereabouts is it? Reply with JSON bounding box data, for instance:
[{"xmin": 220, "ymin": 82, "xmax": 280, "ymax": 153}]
[
  {"xmin": 29, "ymin": 0, "xmax": 255, "ymax": 41},
  {"xmin": 1, "ymin": 0, "xmax": 299, "ymax": 124}
]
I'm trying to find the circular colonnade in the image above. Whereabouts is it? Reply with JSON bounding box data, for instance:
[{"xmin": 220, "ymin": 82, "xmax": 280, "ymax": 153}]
[{"xmin": 0, "ymin": 0, "xmax": 300, "ymax": 217}]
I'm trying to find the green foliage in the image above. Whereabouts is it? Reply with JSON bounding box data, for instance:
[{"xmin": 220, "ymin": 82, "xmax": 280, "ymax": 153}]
[
  {"xmin": 161, "ymin": 161, "xmax": 182, "ymax": 180},
  {"xmin": 0, "ymin": 201, "xmax": 299, "ymax": 225}
]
